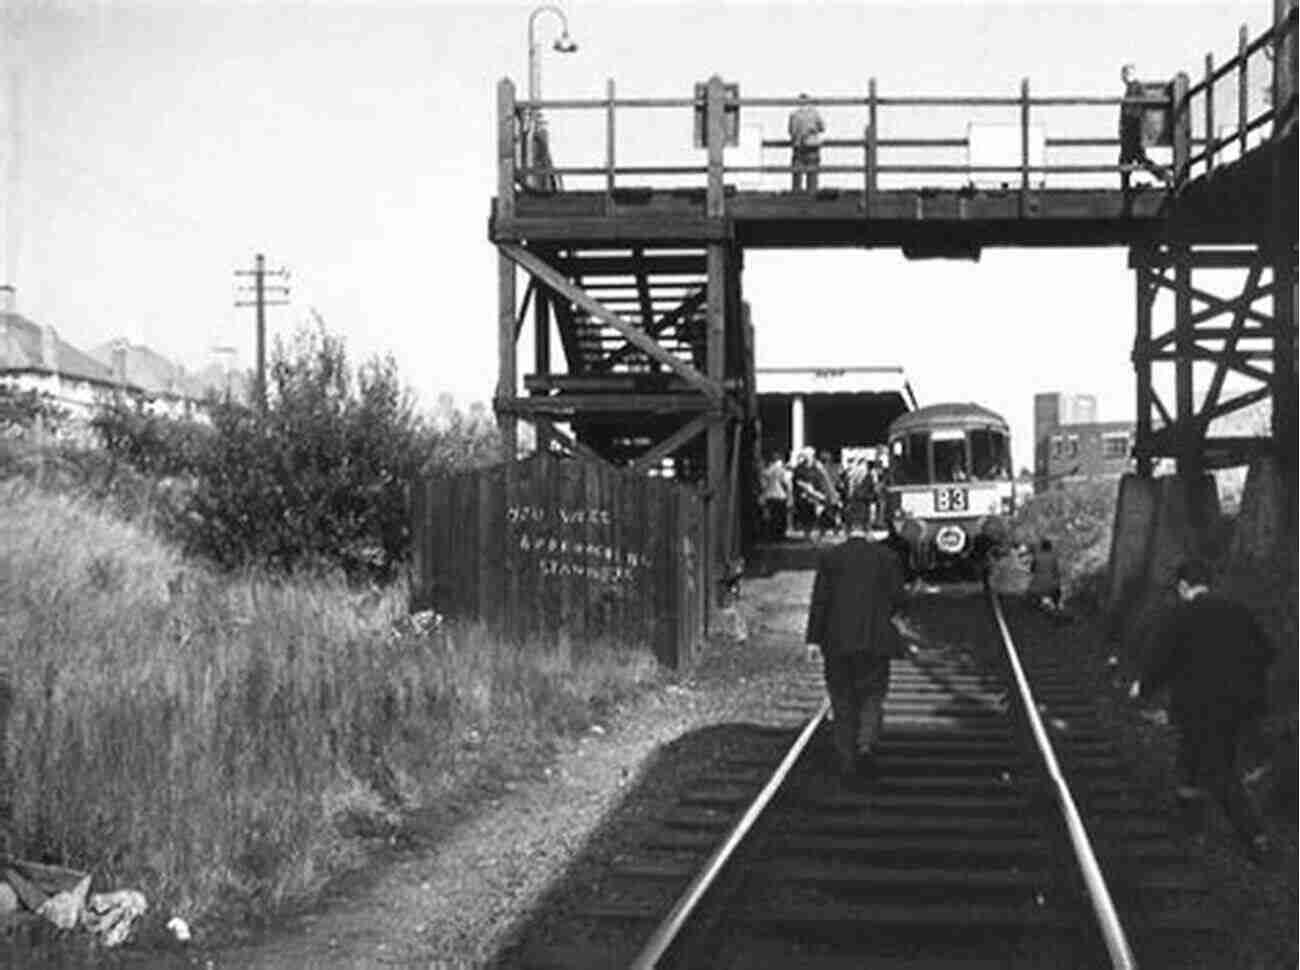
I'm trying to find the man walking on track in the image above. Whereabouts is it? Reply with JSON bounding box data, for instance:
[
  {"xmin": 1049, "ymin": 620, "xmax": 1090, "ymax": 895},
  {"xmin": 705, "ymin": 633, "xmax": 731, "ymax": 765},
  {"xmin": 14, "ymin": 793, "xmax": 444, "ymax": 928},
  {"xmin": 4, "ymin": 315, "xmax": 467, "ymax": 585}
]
[
  {"xmin": 1129, "ymin": 558, "xmax": 1277, "ymax": 862},
  {"xmin": 805, "ymin": 500, "xmax": 911, "ymax": 785}
]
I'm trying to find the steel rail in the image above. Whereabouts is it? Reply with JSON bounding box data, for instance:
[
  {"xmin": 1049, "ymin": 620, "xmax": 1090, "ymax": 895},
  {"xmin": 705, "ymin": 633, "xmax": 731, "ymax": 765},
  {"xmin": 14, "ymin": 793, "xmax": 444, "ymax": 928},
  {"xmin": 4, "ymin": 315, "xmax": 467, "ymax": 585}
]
[
  {"xmin": 628, "ymin": 696, "xmax": 831, "ymax": 970},
  {"xmin": 988, "ymin": 591, "xmax": 1138, "ymax": 970}
]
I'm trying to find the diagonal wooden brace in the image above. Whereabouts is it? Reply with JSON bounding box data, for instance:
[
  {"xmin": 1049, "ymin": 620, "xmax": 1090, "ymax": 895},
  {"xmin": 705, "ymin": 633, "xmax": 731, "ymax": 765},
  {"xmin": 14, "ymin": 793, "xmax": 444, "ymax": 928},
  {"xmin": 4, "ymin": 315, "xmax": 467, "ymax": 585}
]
[
  {"xmin": 500, "ymin": 244, "xmax": 724, "ymax": 401},
  {"xmin": 628, "ymin": 413, "xmax": 715, "ymax": 475}
]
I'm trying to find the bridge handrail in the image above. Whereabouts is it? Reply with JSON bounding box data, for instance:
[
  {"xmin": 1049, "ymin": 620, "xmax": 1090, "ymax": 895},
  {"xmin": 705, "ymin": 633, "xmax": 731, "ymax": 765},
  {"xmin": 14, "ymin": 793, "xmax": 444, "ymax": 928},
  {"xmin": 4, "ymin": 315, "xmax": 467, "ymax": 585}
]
[
  {"xmin": 498, "ymin": 4, "xmax": 1295, "ymax": 208},
  {"xmin": 507, "ymin": 80, "xmax": 1175, "ymax": 202},
  {"xmin": 987, "ymin": 590, "xmax": 1137, "ymax": 970},
  {"xmin": 1174, "ymin": 2, "xmax": 1297, "ymax": 183}
]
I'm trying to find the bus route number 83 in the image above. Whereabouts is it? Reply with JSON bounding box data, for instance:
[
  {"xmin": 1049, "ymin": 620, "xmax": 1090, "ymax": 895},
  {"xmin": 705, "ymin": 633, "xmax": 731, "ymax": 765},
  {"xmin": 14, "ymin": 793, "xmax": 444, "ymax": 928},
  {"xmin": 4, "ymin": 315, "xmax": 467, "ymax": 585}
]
[{"xmin": 934, "ymin": 487, "xmax": 968, "ymax": 513}]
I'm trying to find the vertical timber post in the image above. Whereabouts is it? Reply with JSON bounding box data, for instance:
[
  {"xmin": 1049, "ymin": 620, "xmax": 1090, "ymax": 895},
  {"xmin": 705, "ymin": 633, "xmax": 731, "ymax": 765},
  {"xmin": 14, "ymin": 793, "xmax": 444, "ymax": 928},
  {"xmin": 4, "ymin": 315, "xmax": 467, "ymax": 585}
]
[
  {"xmin": 605, "ymin": 78, "xmax": 616, "ymax": 215},
  {"xmin": 1019, "ymin": 78, "xmax": 1030, "ymax": 216},
  {"xmin": 1132, "ymin": 246, "xmax": 1154, "ymax": 478},
  {"xmin": 1204, "ymin": 53, "xmax": 1215, "ymax": 174},
  {"xmin": 1173, "ymin": 246, "xmax": 1196, "ymax": 477},
  {"xmin": 705, "ymin": 75, "xmax": 728, "ymax": 612},
  {"xmin": 498, "ymin": 79, "xmax": 516, "ymax": 220},
  {"xmin": 498, "ymin": 253, "xmax": 518, "ymax": 462},
  {"xmin": 496, "ymin": 79, "xmax": 519, "ymax": 465},
  {"xmin": 1170, "ymin": 72, "xmax": 1196, "ymax": 478},
  {"xmin": 1171, "ymin": 72, "xmax": 1190, "ymax": 185},
  {"xmin": 534, "ymin": 270, "xmax": 550, "ymax": 376},
  {"xmin": 1273, "ymin": 0, "xmax": 1299, "ymax": 515},
  {"xmin": 864, "ymin": 77, "xmax": 878, "ymax": 215},
  {"xmin": 1238, "ymin": 25, "xmax": 1249, "ymax": 157},
  {"xmin": 1274, "ymin": 249, "xmax": 1298, "ymax": 516}
]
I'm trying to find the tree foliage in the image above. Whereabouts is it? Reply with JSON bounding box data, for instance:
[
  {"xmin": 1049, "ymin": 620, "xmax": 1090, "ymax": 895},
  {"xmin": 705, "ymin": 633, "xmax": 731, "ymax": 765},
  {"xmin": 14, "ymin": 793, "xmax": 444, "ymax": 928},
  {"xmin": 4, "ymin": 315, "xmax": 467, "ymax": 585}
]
[
  {"xmin": 0, "ymin": 384, "xmax": 67, "ymax": 434},
  {"xmin": 94, "ymin": 320, "xmax": 501, "ymax": 580}
]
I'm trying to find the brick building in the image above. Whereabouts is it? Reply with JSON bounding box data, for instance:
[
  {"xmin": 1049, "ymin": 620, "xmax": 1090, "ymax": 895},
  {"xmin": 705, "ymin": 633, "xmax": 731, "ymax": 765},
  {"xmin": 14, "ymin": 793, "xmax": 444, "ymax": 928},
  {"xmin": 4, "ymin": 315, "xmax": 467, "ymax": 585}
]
[{"xmin": 1033, "ymin": 392, "xmax": 1134, "ymax": 490}]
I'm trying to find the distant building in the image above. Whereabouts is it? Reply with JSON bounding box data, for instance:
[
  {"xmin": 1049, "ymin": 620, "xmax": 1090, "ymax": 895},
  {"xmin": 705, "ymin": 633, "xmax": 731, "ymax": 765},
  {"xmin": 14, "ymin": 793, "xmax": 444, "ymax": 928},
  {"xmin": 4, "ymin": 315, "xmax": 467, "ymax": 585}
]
[
  {"xmin": 1033, "ymin": 391, "xmax": 1133, "ymax": 490},
  {"xmin": 1, "ymin": 289, "xmax": 227, "ymax": 431}
]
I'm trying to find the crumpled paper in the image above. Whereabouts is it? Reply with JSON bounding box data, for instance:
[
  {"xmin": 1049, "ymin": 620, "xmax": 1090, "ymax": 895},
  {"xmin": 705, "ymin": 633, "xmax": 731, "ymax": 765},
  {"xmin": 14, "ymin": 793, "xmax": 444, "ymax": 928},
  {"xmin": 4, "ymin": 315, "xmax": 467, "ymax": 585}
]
[
  {"xmin": 35, "ymin": 874, "xmax": 91, "ymax": 931},
  {"xmin": 82, "ymin": 889, "xmax": 149, "ymax": 947}
]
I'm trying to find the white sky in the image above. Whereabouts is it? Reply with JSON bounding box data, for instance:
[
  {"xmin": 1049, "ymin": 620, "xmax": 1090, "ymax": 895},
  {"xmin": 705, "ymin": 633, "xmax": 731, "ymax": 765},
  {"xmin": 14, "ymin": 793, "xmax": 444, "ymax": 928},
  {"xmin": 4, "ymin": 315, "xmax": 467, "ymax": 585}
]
[{"xmin": 0, "ymin": 0, "xmax": 1276, "ymax": 467}]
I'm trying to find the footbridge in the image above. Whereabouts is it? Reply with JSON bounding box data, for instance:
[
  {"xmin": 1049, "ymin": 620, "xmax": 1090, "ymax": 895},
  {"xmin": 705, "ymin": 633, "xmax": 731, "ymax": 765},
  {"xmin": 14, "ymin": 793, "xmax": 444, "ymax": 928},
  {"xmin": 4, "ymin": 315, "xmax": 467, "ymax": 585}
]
[{"xmin": 490, "ymin": 1, "xmax": 1297, "ymax": 607}]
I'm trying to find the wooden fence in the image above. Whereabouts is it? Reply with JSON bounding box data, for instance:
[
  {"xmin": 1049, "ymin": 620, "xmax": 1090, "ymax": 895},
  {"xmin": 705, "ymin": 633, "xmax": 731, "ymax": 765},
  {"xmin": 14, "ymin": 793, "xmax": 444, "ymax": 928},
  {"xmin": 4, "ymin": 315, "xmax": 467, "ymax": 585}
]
[{"xmin": 410, "ymin": 453, "xmax": 706, "ymax": 668}]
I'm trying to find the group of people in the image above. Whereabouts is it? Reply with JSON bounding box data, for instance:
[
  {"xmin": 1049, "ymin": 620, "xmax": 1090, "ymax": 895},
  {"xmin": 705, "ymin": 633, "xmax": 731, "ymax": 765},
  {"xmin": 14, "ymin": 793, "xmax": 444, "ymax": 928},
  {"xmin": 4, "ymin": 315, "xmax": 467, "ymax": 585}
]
[
  {"xmin": 805, "ymin": 520, "xmax": 1278, "ymax": 864},
  {"xmin": 786, "ymin": 64, "xmax": 1171, "ymax": 196},
  {"xmin": 759, "ymin": 448, "xmax": 886, "ymax": 543}
]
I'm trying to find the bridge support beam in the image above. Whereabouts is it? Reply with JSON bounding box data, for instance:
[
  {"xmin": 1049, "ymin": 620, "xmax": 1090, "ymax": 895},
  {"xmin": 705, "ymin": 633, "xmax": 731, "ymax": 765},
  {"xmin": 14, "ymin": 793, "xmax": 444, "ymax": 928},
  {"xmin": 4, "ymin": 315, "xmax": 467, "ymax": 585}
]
[{"xmin": 1129, "ymin": 243, "xmax": 1298, "ymax": 477}]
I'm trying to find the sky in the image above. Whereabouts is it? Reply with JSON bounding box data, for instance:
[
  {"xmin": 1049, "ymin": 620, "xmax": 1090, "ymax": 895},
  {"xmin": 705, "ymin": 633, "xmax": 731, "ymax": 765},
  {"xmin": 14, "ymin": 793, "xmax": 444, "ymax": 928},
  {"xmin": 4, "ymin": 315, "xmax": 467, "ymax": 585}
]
[{"xmin": 0, "ymin": 0, "xmax": 1277, "ymax": 467}]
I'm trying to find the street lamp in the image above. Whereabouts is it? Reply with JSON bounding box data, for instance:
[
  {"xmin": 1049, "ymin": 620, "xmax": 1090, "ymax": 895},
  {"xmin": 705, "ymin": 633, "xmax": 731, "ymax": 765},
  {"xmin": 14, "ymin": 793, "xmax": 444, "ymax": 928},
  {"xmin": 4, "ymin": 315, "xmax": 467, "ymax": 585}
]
[{"xmin": 526, "ymin": 5, "xmax": 578, "ymax": 181}]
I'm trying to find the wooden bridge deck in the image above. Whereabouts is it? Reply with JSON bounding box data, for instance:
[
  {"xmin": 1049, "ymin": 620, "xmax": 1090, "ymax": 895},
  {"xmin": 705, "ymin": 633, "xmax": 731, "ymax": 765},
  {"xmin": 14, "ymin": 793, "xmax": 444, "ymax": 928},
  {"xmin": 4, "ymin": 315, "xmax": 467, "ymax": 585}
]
[{"xmin": 496, "ymin": 185, "xmax": 1180, "ymax": 249}]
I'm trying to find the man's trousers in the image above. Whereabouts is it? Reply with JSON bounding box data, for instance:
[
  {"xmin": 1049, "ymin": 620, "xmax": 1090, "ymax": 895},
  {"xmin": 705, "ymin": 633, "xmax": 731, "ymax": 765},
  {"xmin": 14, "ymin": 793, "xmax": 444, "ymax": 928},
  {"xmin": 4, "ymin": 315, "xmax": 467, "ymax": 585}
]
[
  {"xmin": 822, "ymin": 652, "xmax": 891, "ymax": 774},
  {"xmin": 1175, "ymin": 709, "xmax": 1264, "ymax": 843}
]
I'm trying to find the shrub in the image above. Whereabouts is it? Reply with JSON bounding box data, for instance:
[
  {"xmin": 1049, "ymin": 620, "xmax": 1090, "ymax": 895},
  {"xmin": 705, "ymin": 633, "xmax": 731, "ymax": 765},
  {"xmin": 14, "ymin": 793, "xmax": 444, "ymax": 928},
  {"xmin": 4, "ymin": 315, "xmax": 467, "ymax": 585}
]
[
  {"xmin": 91, "ymin": 398, "xmax": 212, "ymax": 478},
  {"xmin": 0, "ymin": 384, "xmax": 66, "ymax": 435},
  {"xmin": 88, "ymin": 320, "xmax": 501, "ymax": 580},
  {"xmin": 1012, "ymin": 479, "xmax": 1118, "ymax": 610}
]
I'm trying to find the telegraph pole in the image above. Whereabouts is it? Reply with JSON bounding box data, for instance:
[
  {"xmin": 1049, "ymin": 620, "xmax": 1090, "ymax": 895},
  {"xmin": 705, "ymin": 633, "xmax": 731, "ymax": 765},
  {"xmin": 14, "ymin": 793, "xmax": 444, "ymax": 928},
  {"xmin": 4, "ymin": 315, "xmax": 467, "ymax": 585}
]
[{"xmin": 234, "ymin": 253, "xmax": 289, "ymax": 413}]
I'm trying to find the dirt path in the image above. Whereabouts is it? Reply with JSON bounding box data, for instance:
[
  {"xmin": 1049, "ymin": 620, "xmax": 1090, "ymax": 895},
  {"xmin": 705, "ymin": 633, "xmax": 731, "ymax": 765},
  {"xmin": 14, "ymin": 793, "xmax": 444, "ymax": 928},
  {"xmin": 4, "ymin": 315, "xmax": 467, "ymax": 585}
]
[{"xmin": 206, "ymin": 573, "xmax": 814, "ymax": 970}]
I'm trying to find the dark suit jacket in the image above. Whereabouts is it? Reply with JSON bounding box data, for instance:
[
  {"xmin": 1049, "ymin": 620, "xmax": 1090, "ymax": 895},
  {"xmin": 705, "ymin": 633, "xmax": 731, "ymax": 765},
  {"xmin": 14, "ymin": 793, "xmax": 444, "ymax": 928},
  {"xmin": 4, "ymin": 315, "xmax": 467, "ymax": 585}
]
[
  {"xmin": 1140, "ymin": 594, "xmax": 1275, "ymax": 724},
  {"xmin": 805, "ymin": 536, "xmax": 908, "ymax": 658}
]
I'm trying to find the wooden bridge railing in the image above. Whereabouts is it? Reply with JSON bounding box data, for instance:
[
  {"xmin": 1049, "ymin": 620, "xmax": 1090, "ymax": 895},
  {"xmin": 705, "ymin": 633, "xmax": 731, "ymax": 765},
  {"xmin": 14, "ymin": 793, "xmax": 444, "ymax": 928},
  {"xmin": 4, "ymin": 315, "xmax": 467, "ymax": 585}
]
[
  {"xmin": 497, "ymin": 3, "xmax": 1296, "ymax": 214},
  {"xmin": 1175, "ymin": 0, "xmax": 1297, "ymax": 184}
]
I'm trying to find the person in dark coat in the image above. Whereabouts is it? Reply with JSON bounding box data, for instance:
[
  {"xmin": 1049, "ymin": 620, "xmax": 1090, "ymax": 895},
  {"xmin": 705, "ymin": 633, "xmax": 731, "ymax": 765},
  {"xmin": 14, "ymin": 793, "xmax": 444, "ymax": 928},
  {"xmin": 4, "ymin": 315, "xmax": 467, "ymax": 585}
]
[
  {"xmin": 1028, "ymin": 538, "xmax": 1062, "ymax": 611},
  {"xmin": 1129, "ymin": 558, "xmax": 1276, "ymax": 859},
  {"xmin": 791, "ymin": 449, "xmax": 824, "ymax": 541},
  {"xmin": 1119, "ymin": 63, "xmax": 1171, "ymax": 200},
  {"xmin": 805, "ymin": 500, "xmax": 910, "ymax": 783}
]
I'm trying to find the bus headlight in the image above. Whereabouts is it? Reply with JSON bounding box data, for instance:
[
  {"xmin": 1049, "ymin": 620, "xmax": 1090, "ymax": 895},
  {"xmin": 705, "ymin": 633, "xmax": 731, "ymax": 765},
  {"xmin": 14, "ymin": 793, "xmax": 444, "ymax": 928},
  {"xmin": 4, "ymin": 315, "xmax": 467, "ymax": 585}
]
[{"xmin": 935, "ymin": 524, "xmax": 967, "ymax": 555}]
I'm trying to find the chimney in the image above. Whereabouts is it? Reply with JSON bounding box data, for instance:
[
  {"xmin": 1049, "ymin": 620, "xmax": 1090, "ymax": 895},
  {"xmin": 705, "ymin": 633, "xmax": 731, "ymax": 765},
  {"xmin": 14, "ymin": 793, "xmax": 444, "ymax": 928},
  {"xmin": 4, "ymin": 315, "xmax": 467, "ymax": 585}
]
[
  {"xmin": 111, "ymin": 338, "xmax": 128, "ymax": 386},
  {"xmin": 41, "ymin": 325, "xmax": 57, "ymax": 375},
  {"xmin": 0, "ymin": 285, "xmax": 13, "ymax": 315}
]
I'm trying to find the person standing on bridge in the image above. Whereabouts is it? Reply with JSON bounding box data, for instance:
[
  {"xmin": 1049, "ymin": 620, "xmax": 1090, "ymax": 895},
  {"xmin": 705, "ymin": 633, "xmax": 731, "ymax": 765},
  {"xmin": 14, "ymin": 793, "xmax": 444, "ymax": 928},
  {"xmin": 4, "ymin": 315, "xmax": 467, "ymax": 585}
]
[
  {"xmin": 1119, "ymin": 63, "xmax": 1172, "ymax": 202},
  {"xmin": 788, "ymin": 93, "xmax": 826, "ymax": 193},
  {"xmin": 805, "ymin": 500, "xmax": 911, "ymax": 785},
  {"xmin": 1128, "ymin": 559, "xmax": 1276, "ymax": 861}
]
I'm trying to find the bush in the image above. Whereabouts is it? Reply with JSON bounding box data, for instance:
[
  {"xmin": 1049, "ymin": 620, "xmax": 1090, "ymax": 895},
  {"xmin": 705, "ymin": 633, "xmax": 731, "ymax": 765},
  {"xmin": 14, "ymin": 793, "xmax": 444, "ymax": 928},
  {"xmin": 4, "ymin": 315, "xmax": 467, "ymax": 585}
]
[
  {"xmin": 1012, "ymin": 479, "xmax": 1118, "ymax": 610},
  {"xmin": 0, "ymin": 384, "xmax": 66, "ymax": 435},
  {"xmin": 91, "ymin": 399, "xmax": 212, "ymax": 478},
  {"xmin": 89, "ymin": 321, "xmax": 501, "ymax": 580}
]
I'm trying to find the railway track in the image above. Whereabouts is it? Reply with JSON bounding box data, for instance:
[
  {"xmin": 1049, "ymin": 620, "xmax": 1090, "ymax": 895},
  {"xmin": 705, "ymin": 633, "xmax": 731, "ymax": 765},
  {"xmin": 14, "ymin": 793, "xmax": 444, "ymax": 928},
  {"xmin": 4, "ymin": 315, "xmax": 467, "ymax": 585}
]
[{"xmin": 522, "ymin": 590, "xmax": 1228, "ymax": 970}]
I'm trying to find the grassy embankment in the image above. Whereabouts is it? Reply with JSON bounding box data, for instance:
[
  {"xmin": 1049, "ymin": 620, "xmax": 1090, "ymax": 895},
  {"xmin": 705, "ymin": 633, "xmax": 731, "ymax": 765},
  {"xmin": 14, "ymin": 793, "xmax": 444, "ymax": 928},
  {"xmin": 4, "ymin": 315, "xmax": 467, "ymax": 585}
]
[{"xmin": 0, "ymin": 479, "xmax": 659, "ymax": 930}]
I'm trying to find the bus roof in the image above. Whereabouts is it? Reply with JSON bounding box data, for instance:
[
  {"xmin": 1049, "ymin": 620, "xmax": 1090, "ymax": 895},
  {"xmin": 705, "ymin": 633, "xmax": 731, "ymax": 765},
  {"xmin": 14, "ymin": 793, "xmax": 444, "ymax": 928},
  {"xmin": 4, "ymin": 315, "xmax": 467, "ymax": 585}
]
[{"xmin": 888, "ymin": 402, "xmax": 1009, "ymax": 436}]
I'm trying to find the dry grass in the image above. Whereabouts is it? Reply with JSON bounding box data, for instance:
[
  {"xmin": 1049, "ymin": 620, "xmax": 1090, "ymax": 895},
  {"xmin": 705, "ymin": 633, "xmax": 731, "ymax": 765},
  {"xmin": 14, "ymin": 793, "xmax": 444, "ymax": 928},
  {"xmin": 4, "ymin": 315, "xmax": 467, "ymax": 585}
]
[{"xmin": 0, "ymin": 480, "xmax": 659, "ymax": 928}]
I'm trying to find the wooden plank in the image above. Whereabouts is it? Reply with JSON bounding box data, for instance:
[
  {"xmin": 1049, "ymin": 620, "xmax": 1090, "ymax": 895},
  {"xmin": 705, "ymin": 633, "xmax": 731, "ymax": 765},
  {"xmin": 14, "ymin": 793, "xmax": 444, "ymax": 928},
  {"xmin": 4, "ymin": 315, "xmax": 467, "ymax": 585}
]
[
  {"xmin": 500, "ymin": 243, "xmax": 724, "ymax": 399},
  {"xmin": 499, "ymin": 393, "xmax": 715, "ymax": 416},
  {"xmin": 524, "ymin": 373, "xmax": 698, "ymax": 393},
  {"xmin": 497, "ymin": 251, "xmax": 518, "ymax": 461},
  {"xmin": 706, "ymin": 76, "xmax": 727, "ymax": 218},
  {"xmin": 497, "ymin": 79, "xmax": 516, "ymax": 220},
  {"xmin": 705, "ymin": 242, "xmax": 727, "ymax": 611}
]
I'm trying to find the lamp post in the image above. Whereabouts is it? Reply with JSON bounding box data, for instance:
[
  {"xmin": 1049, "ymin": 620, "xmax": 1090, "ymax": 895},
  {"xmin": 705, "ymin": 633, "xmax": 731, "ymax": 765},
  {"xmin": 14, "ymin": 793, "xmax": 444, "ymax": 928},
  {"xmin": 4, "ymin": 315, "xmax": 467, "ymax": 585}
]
[{"xmin": 526, "ymin": 5, "xmax": 577, "ymax": 182}]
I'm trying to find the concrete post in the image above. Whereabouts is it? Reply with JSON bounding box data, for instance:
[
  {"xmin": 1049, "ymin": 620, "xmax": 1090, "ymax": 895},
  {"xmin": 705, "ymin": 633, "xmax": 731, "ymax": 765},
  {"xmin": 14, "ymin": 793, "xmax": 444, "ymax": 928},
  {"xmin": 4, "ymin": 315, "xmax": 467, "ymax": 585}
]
[{"xmin": 791, "ymin": 394, "xmax": 805, "ymax": 459}]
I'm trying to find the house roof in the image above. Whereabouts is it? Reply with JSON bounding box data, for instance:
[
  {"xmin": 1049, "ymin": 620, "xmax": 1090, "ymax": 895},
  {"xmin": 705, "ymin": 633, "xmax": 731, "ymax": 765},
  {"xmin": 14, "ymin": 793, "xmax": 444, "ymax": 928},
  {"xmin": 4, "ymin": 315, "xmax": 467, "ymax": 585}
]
[
  {"xmin": 0, "ymin": 312, "xmax": 115, "ymax": 385},
  {"xmin": 88, "ymin": 340, "xmax": 211, "ymax": 399}
]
